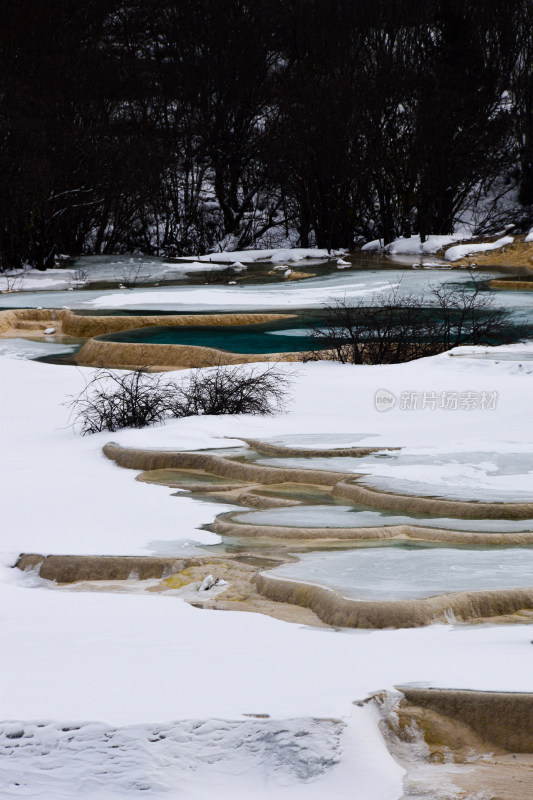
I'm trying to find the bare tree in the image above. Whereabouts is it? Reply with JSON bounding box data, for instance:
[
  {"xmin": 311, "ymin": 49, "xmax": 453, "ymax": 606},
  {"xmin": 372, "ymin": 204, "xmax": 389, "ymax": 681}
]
[
  {"xmin": 308, "ymin": 278, "xmax": 521, "ymax": 365},
  {"xmin": 120, "ymin": 263, "xmax": 149, "ymax": 289}
]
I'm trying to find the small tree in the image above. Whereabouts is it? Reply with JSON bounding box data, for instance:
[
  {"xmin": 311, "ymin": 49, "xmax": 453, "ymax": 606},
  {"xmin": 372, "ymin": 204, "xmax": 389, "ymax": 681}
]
[{"xmin": 309, "ymin": 277, "xmax": 522, "ymax": 365}]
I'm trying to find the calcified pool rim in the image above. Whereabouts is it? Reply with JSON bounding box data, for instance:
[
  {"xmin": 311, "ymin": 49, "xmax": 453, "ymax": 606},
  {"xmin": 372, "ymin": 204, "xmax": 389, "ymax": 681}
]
[
  {"xmin": 16, "ymin": 552, "xmax": 533, "ymax": 629},
  {"xmin": 92, "ymin": 440, "xmax": 533, "ymax": 625},
  {"xmin": 104, "ymin": 442, "xmax": 533, "ymax": 523}
]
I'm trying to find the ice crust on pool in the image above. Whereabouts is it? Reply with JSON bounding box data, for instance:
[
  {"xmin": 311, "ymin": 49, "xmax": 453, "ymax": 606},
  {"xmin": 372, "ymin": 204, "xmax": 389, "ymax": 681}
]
[
  {"xmin": 0, "ymin": 267, "xmax": 496, "ymax": 310},
  {"xmin": 233, "ymin": 504, "xmax": 533, "ymax": 532},
  {"xmin": 255, "ymin": 450, "xmax": 533, "ymax": 503},
  {"xmin": 268, "ymin": 546, "xmax": 533, "ymax": 600},
  {"xmin": 0, "ymin": 338, "xmax": 78, "ymax": 360}
]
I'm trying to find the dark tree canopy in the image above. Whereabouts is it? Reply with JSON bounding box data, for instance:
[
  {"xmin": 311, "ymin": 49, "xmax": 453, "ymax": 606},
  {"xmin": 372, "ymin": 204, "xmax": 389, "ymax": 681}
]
[{"xmin": 1, "ymin": 0, "xmax": 532, "ymax": 269}]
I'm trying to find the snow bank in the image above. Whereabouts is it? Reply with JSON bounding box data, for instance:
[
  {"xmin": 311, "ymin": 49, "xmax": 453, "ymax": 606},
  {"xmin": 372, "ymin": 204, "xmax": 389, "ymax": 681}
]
[
  {"xmin": 3, "ymin": 345, "xmax": 533, "ymax": 559},
  {"xmin": 180, "ymin": 247, "xmax": 340, "ymax": 264},
  {"xmin": 2, "ymin": 574, "xmax": 533, "ymax": 724},
  {"xmin": 362, "ymin": 234, "xmax": 464, "ymax": 255},
  {"xmin": 444, "ymin": 236, "xmax": 514, "ymax": 262}
]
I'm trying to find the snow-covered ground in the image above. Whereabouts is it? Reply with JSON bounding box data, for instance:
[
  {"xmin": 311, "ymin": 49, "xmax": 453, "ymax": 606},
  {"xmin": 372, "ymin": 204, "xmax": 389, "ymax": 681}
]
[
  {"xmin": 444, "ymin": 235, "xmax": 515, "ymax": 262},
  {"xmin": 2, "ymin": 342, "xmax": 533, "ymax": 798},
  {"xmin": 255, "ymin": 448, "xmax": 533, "ymax": 502},
  {"xmin": 361, "ymin": 234, "xmax": 466, "ymax": 255},
  {"xmin": 3, "ymin": 346, "xmax": 533, "ymax": 558},
  {"xmin": 179, "ymin": 247, "xmax": 341, "ymax": 263},
  {"xmin": 360, "ymin": 232, "xmax": 520, "ymax": 264},
  {"xmin": 268, "ymin": 546, "xmax": 533, "ymax": 600}
]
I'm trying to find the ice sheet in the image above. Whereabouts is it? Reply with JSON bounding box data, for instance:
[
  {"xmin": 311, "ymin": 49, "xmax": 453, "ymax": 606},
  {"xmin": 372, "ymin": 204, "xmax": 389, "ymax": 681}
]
[
  {"xmin": 233, "ymin": 504, "xmax": 533, "ymax": 532},
  {"xmin": 0, "ymin": 337, "xmax": 78, "ymax": 360},
  {"xmin": 256, "ymin": 450, "xmax": 533, "ymax": 502},
  {"xmin": 268, "ymin": 546, "xmax": 533, "ymax": 599}
]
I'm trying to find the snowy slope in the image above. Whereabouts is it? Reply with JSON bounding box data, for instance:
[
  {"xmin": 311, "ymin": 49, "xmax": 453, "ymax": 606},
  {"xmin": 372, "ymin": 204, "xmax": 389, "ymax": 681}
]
[{"xmin": 2, "ymin": 348, "xmax": 533, "ymax": 798}]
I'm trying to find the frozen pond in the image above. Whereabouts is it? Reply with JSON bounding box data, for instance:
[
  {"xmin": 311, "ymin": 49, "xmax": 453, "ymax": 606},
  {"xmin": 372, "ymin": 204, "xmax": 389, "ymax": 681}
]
[
  {"xmin": 233, "ymin": 504, "xmax": 533, "ymax": 532},
  {"xmin": 0, "ymin": 268, "xmax": 513, "ymax": 312},
  {"xmin": 255, "ymin": 450, "xmax": 533, "ymax": 503},
  {"xmin": 254, "ymin": 433, "xmax": 378, "ymax": 448},
  {"xmin": 267, "ymin": 545, "xmax": 533, "ymax": 600},
  {"xmin": 450, "ymin": 349, "xmax": 533, "ymax": 362},
  {"xmin": 0, "ymin": 337, "xmax": 80, "ymax": 361}
]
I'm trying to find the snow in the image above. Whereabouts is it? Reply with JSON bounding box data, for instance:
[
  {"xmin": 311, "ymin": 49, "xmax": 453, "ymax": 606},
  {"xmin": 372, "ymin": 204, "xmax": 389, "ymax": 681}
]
[
  {"xmin": 361, "ymin": 234, "xmax": 465, "ymax": 255},
  {"xmin": 5, "ymin": 266, "xmax": 533, "ymax": 318},
  {"xmin": 444, "ymin": 235, "xmax": 514, "ymax": 262},
  {"xmin": 180, "ymin": 247, "xmax": 339, "ymax": 264},
  {"xmin": 3, "ymin": 339, "xmax": 533, "ymax": 797},
  {"xmin": 0, "ymin": 358, "xmax": 232, "ymax": 556},
  {"xmin": 525, "ymin": 226, "xmax": 533, "ymax": 243},
  {"xmin": 0, "ymin": 273, "xmax": 72, "ymax": 291},
  {"xmin": 0, "ymin": 713, "xmax": 393, "ymax": 800},
  {"xmin": 2, "ymin": 571, "xmax": 533, "ymax": 723},
  {"xmin": 3, "ymin": 343, "xmax": 533, "ymax": 560}
]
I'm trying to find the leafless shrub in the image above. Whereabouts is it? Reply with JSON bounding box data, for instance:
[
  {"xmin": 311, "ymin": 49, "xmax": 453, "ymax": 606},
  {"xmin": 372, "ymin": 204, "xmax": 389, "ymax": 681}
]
[
  {"xmin": 202, "ymin": 266, "xmax": 233, "ymax": 284},
  {"xmin": 120, "ymin": 262, "xmax": 149, "ymax": 288},
  {"xmin": 1, "ymin": 271, "xmax": 25, "ymax": 292},
  {"xmin": 68, "ymin": 363, "xmax": 291, "ymax": 434},
  {"xmin": 308, "ymin": 276, "xmax": 520, "ymax": 365},
  {"xmin": 70, "ymin": 267, "xmax": 89, "ymax": 286},
  {"xmin": 170, "ymin": 362, "xmax": 291, "ymax": 417},
  {"xmin": 68, "ymin": 369, "xmax": 176, "ymax": 434}
]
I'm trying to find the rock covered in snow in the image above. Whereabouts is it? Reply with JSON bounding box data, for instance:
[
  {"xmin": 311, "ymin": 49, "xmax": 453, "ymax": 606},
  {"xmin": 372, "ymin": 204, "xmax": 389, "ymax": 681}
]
[
  {"xmin": 198, "ymin": 575, "xmax": 229, "ymax": 592},
  {"xmin": 444, "ymin": 236, "xmax": 514, "ymax": 262},
  {"xmin": 43, "ymin": 327, "xmax": 56, "ymax": 335},
  {"xmin": 198, "ymin": 574, "xmax": 216, "ymax": 592}
]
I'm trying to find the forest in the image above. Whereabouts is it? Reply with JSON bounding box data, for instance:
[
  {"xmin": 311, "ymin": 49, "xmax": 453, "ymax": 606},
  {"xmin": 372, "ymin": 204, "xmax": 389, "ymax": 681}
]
[{"xmin": 1, "ymin": 0, "xmax": 532, "ymax": 269}]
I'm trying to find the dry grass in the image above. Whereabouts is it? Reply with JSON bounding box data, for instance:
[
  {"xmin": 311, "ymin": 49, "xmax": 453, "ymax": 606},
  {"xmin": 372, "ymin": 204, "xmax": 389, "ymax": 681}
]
[{"xmin": 446, "ymin": 235, "xmax": 533, "ymax": 268}]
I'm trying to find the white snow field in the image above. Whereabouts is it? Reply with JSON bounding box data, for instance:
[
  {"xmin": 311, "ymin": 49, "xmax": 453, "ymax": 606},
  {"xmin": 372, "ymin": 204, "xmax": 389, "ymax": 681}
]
[
  {"xmin": 444, "ymin": 235, "xmax": 515, "ymax": 262},
  {"xmin": 361, "ymin": 233, "xmax": 465, "ymax": 255},
  {"xmin": 2, "ymin": 345, "xmax": 533, "ymax": 798}
]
